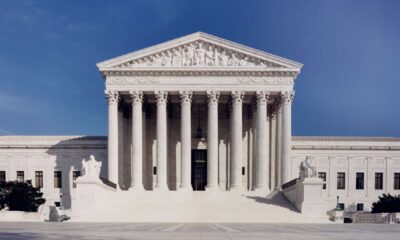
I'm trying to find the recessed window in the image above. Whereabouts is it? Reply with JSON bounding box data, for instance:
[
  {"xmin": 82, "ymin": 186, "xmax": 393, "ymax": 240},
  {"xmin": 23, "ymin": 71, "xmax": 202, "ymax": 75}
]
[
  {"xmin": 356, "ymin": 172, "xmax": 364, "ymax": 190},
  {"xmin": 54, "ymin": 171, "xmax": 62, "ymax": 188},
  {"xmin": 375, "ymin": 173, "xmax": 383, "ymax": 190},
  {"xmin": 35, "ymin": 171, "xmax": 43, "ymax": 188},
  {"xmin": 357, "ymin": 203, "xmax": 364, "ymax": 211},
  {"xmin": 337, "ymin": 172, "xmax": 345, "ymax": 190},
  {"xmin": 0, "ymin": 171, "xmax": 5, "ymax": 183},
  {"xmin": 338, "ymin": 203, "xmax": 345, "ymax": 210},
  {"xmin": 242, "ymin": 167, "xmax": 245, "ymax": 176},
  {"xmin": 72, "ymin": 171, "xmax": 81, "ymax": 188},
  {"xmin": 16, "ymin": 171, "xmax": 24, "ymax": 182},
  {"xmin": 394, "ymin": 173, "xmax": 400, "ymax": 190},
  {"xmin": 318, "ymin": 172, "xmax": 326, "ymax": 189},
  {"xmin": 153, "ymin": 167, "xmax": 157, "ymax": 175}
]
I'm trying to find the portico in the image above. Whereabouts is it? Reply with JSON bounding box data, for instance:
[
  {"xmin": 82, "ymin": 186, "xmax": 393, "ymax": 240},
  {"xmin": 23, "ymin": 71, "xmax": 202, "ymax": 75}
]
[{"xmin": 98, "ymin": 32, "xmax": 301, "ymax": 192}]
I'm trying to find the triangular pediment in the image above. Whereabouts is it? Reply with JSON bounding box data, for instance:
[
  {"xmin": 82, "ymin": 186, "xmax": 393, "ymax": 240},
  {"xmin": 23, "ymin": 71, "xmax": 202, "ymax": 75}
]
[{"xmin": 97, "ymin": 32, "xmax": 302, "ymax": 72}]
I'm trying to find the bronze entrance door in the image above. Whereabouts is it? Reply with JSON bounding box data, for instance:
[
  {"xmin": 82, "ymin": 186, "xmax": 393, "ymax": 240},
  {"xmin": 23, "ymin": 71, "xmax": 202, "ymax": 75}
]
[{"xmin": 191, "ymin": 150, "xmax": 207, "ymax": 191}]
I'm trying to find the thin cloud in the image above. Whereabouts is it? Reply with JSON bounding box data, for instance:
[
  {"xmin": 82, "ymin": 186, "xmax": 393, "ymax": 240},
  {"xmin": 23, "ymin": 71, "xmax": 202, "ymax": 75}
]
[{"xmin": 0, "ymin": 128, "xmax": 14, "ymax": 136}]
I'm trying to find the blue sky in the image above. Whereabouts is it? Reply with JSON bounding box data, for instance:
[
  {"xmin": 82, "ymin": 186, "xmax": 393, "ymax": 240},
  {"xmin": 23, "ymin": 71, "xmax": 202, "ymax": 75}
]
[{"xmin": 0, "ymin": 0, "xmax": 399, "ymax": 137}]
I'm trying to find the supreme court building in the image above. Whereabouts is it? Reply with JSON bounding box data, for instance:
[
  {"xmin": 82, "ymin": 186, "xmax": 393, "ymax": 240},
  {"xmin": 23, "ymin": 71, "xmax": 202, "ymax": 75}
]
[
  {"xmin": 99, "ymin": 32, "xmax": 299, "ymax": 192},
  {"xmin": 1, "ymin": 32, "xmax": 400, "ymax": 222}
]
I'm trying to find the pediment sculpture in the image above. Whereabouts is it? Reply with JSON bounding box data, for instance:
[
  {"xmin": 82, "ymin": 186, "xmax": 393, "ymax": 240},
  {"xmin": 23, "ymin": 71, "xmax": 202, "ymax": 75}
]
[
  {"xmin": 299, "ymin": 156, "xmax": 317, "ymax": 179},
  {"xmin": 116, "ymin": 40, "xmax": 283, "ymax": 68},
  {"xmin": 81, "ymin": 155, "xmax": 102, "ymax": 180}
]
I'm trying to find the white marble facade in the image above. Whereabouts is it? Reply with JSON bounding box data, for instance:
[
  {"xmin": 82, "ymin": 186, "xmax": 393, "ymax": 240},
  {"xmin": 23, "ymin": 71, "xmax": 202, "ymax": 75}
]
[
  {"xmin": 0, "ymin": 32, "xmax": 400, "ymax": 213},
  {"xmin": 99, "ymin": 32, "xmax": 299, "ymax": 192}
]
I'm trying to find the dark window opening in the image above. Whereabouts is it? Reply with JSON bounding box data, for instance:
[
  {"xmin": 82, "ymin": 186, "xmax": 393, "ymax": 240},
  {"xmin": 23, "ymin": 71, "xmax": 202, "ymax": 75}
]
[
  {"xmin": 318, "ymin": 172, "xmax": 326, "ymax": 189},
  {"xmin": 356, "ymin": 172, "xmax": 364, "ymax": 190},
  {"xmin": 54, "ymin": 171, "xmax": 62, "ymax": 188},
  {"xmin": 35, "ymin": 171, "xmax": 43, "ymax": 188},
  {"xmin": 375, "ymin": 172, "xmax": 383, "ymax": 190},
  {"xmin": 0, "ymin": 171, "xmax": 5, "ymax": 183},
  {"xmin": 17, "ymin": 171, "xmax": 24, "ymax": 182},
  {"xmin": 394, "ymin": 173, "xmax": 400, "ymax": 190},
  {"xmin": 357, "ymin": 203, "xmax": 364, "ymax": 211},
  {"xmin": 337, "ymin": 172, "xmax": 345, "ymax": 190}
]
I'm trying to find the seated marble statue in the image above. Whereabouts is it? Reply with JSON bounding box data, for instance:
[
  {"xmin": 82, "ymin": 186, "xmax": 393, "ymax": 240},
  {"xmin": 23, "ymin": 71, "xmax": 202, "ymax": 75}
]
[
  {"xmin": 81, "ymin": 155, "xmax": 102, "ymax": 180},
  {"xmin": 299, "ymin": 156, "xmax": 317, "ymax": 179}
]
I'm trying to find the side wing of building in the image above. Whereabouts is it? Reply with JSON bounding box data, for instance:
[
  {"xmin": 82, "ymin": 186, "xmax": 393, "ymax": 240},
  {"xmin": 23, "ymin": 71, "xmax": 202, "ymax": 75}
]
[
  {"xmin": 0, "ymin": 136, "xmax": 107, "ymax": 209},
  {"xmin": 291, "ymin": 136, "xmax": 400, "ymax": 211}
]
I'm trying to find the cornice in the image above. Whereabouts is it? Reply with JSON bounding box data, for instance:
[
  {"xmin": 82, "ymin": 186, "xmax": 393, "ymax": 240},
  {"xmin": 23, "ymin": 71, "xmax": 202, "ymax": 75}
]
[
  {"xmin": 100, "ymin": 68, "xmax": 299, "ymax": 78},
  {"xmin": 292, "ymin": 136, "xmax": 400, "ymax": 143},
  {"xmin": 0, "ymin": 136, "xmax": 107, "ymax": 150}
]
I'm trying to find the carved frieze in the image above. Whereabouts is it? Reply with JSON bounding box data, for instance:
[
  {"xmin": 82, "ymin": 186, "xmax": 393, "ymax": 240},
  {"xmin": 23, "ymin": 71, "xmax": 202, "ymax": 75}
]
[
  {"xmin": 115, "ymin": 40, "xmax": 284, "ymax": 69},
  {"xmin": 106, "ymin": 76, "xmax": 294, "ymax": 85},
  {"xmin": 106, "ymin": 76, "xmax": 159, "ymax": 85}
]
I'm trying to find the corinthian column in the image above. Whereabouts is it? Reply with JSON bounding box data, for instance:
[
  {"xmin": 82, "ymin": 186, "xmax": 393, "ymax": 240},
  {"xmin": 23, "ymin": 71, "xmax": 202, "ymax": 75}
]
[
  {"xmin": 275, "ymin": 102, "xmax": 282, "ymax": 189},
  {"xmin": 254, "ymin": 91, "xmax": 269, "ymax": 191},
  {"xmin": 130, "ymin": 90, "xmax": 144, "ymax": 191},
  {"xmin": 205, "ymin": 90, "xmax": 219, "ymax": 191},
  {"xmin": 180, "ymin": 91, "xmax": 192, "ymax": 191},
  {"xmin": 155, "ymin": 90, "xmax": 168, "ymax": 190},
  {"xmin": 105, "ymin": 90, "xmax": 119, "ymax": 186},
  {"xmin": 280, "ymin": 91, "xmax": 293, "ymax": 184},
  {"xmin": 230, "ymin": 91, "xmax": 244, "ymax": 191}
]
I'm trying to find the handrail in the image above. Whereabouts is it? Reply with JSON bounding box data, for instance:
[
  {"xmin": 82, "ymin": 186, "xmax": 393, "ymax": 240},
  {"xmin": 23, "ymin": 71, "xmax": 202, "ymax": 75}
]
[
  {"xmin": 100, "ymin": 177, "xmax": 117, "ymax": 189},
  {"xmin": 281, "ymin": 178, "xmax": 299, "ymax": 190}
]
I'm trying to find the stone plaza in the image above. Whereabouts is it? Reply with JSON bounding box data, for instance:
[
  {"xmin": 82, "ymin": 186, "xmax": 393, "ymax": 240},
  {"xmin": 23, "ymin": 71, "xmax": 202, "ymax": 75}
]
[{"xmin": 0, "ymin": 223, "xmax": 399, "ymax": 240}]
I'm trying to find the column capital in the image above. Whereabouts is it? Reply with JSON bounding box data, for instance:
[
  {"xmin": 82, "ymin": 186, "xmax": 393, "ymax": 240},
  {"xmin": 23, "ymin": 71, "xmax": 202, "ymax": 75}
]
[
  {"xmin": 129, "ymin": 90, "xmax": 143, "ymax": 104},
  {"xmin": 280, "ymin": 91, "xmax": 294, "ymax": 104},
  {"xmin": 207, "ymin": 90, "xmax": 220, "ymax": 104},
  {"xmin": 256, "ymin": 91, "xmax": 270, "ymax": 104},
  {"xmin": 105, "ymin": 90, "xmax": 119, "ymax": 104},
  {"xmin": 231, "ymin": 91, "xmax": 244, "ymax": 104},
  {"xmin": 179, "ymin": 90, "xmax": 193, "ymax": 104},
  {"xmin": 155, "ymin": 90, "xmax": 168, "ymax": 104}
]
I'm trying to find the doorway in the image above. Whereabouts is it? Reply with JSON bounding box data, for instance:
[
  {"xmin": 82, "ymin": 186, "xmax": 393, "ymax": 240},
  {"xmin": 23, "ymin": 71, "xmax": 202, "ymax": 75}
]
[{"xmin": 191, "ymin": 150, "xmax": 207, "ymax": 191}]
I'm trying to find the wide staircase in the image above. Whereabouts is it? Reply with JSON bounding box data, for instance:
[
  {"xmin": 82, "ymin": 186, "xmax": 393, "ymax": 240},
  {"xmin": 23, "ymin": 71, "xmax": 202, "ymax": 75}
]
[{"xmin": 71, "ymin": 189, "xmax": 329, "ymax": 223}]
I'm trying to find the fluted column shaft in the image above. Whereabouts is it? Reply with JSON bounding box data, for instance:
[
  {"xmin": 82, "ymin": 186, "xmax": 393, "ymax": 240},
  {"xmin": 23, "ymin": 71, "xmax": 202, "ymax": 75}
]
[
  {"xmin": 106, "ymin": 90, "xmax": 119, "ymax": 186},
  {"xmin": 155, "ymin": 91, "xmax": 168, "ymax": 190},
  {"xmin": 281, "ymin": 92, "xmax": 293, "ymax": 184},
  {"xmin": 205, "ymin": 91, "xmax": 219, "ymax": 190},
  {"xmin": 180, "ymin": 91, "xmax": 192, "ymax": 190},
  {"xmin": 130, "ymin": 91, "xmax": 144, "ymax": 191},
  {"xmin": 254, "ymin": 91, "xmax": 269, "ymax": 191},
  {"xmin": 275, "ymin": 104, "xmax": 282, "ymax": 189},
  {"xmin": 230, "ymin": 91, "xmax": 244, "ymax": 190}
]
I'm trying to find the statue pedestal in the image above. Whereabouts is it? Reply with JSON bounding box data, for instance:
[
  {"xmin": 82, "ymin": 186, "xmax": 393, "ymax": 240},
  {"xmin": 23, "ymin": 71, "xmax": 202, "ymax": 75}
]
[
  {"xmin": 281, "ymin": 177, "xmax": 326, "ymax": 218},
  {"xmin": 300, "ymin": 178, "xmax": 326, "ymax": 217},
  {"xmin": 329, "ymin": 209, "xmax": 344, "ymax": 223}
]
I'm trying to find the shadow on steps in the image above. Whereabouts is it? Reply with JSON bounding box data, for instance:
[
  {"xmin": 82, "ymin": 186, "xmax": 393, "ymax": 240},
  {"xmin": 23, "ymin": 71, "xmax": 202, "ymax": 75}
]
[{"xmin": 245, "ymin": 190, "xmax": 299, "ymax": 213}]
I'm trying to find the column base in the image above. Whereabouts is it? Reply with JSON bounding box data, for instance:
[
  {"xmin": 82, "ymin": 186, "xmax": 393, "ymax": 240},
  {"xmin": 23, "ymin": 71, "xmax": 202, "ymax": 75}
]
[
  {"xmin": 252, "ymin": 188, "xmax": 271, "ymax": 195},
  {"xmin": 229, "ymin": 184, "xmax": 242, "ymax": 191},
  {"xmin": 205, "ymin": 184, "xmax": 219, "ymax": 191},
  {"xmin": 155, "ymin": 184, "xmax": 169, "ymax": 191},
  {"xmin": 129, "ymin": 184, "xmax": 145, "ymax": 191},
  {"xmin": 252, "ymin": 185, "xmax": 270, "ymax": 192},
  {"xmin": 179, "ymin": 184, "xmax": 193, "ymax": 191}
]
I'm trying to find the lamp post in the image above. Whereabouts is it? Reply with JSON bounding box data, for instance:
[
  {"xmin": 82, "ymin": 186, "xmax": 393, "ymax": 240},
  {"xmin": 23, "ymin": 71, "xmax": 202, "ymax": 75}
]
[{"xmin": 335, "ymin": 195, "xmax": 341, "ymax": 210}]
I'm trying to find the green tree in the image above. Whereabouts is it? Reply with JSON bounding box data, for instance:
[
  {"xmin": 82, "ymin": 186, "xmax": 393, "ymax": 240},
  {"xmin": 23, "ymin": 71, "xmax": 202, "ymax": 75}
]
[
  {"xmin": 371, "ymin": 193, "xmax": 400, "ymax": 213},
  {"xmin": 0, "ymin": 180, "xmax": 46, "ymax": 212}
]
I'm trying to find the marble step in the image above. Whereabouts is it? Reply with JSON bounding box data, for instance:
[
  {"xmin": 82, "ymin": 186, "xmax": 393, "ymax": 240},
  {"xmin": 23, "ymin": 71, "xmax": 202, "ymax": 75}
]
[{"xmin": 71, "ymin": 190, "xmax": 330, "ymax": 223}]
